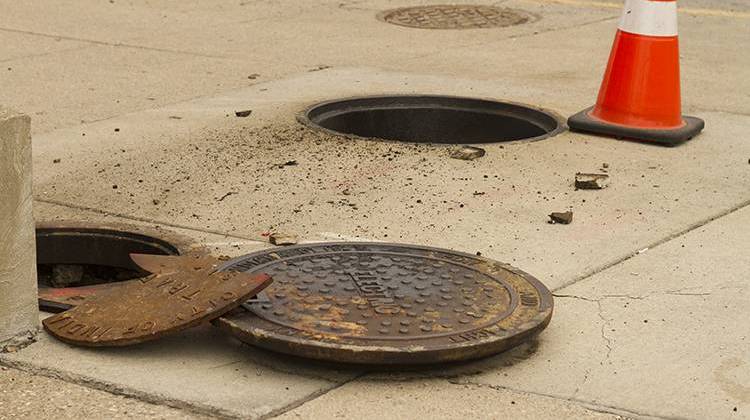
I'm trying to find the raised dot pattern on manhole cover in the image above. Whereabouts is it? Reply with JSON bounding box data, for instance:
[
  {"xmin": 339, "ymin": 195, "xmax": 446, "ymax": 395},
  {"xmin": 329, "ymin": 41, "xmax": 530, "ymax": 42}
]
[
  {"xmin": 379, "ymin": 5, "xmax": 534, "ymax": 30},
  {"xmin": 214, "ymin": 243, "xmax": 553, "ymax": 364}
]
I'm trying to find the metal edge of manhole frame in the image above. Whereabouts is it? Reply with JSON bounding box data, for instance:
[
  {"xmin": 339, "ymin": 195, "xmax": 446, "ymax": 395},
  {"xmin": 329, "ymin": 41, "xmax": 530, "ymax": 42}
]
[
  {"xmin": 213, "ymin": 242, "xmax": 554, "ymax": 365},
  {"xmin": 375, "ymin": 5, "xmax": 541, "ymax": 30},
  {"xmin": 36, "ymin": 220, "xmax": 209, "ymax": 312},
  {"xmin": 296, "ymin": 94, "xmax": 568, "ymax": 146}
]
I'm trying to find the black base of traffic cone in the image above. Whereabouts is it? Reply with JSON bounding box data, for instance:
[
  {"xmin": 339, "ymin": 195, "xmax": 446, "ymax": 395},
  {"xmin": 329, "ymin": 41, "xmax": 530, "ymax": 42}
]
[{"xmin": 568, "ymin": 107, "xmax": 705, "ymax": 146}]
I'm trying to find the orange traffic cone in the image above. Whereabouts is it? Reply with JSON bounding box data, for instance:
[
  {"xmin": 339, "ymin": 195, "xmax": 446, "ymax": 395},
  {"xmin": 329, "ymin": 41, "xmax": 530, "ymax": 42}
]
[{"xmin": 568, "ymin": 0, "xmax": 704, "ymax": 145}]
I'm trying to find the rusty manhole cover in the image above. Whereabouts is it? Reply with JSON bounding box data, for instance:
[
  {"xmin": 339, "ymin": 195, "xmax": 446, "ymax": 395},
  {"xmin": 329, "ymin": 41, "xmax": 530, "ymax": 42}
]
[
  {"xmin": 43, "ymin": 254, "xmax": 272, "ymax": 347},
  {"xmin": 215, "ymin": 243, "xmax": 553, "ymax": 364},
  {"xmin": 378, "ymin": 5, "xmax": 535, "ymax": 30}
]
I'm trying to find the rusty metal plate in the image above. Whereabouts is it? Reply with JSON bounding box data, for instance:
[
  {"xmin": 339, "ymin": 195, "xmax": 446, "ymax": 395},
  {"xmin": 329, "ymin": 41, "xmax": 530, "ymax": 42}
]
[
  {"xmin": 39, "ymin": 282, "xmax": 132, "ymax": 313},
  {"xmin": 378, "ymin": 5, "xmax": 535, "ymax": 30},
  {"xmin": 214, "ymin": 243, "xmax": 553, "ymax": 365},
  {"xmin": 43, "ymin": 254, "xmax": 272, "ymax": 347}
]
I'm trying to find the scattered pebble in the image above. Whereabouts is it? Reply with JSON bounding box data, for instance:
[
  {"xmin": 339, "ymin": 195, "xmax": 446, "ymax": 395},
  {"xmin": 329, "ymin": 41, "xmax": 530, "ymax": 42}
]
[
  {"xmin": 309, "ymin": 65, "xmax": 331, "ymax": 72},
  {"xmin": 269, "ymin": 233, "xmax": 298, "ymax": 246},
  {"xmin": 548, "ymin": 211, "xmax": 573, "ymax": 224},
  {"xmin": 575, "ymin": 172, "xmax": 609, "ymax": 190},
  {"xmin": 247, "ymin": 73, "xmax": 260, "ymax": 80},
  {"xmin": 52, "ymin": 158, "xmax": 61, "ymax": 164},
  {"xmin": 450, "ymin": 146, "xmax": 485, "ymax": 161},
  {"xmin": 274, "ymin": 160, "xmax": 297, "ymax": 169},
  {"xmin": 235, "ymin": 110, "xmax": 253, "ymax": 118}
]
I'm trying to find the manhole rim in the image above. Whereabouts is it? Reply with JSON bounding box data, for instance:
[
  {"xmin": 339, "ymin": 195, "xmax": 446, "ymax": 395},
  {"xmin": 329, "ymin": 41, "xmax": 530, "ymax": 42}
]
[
  {"xmin": 297, "ymin": 94, "xmax": 567, "ymax": 146},
  {"xmin": 36, "ymin": 220, "xmax": 207, "ymax": 312},
  {"xmin": 215, "ymin": 313, "xmax": 550, "ymax": 364},
  {"xmin": 215, "ymin": 241, "xmax": 554, "ymax": 364},
  {"xmin": 376, "ymin": 5, "xmax": 541, "ymax": 30}
]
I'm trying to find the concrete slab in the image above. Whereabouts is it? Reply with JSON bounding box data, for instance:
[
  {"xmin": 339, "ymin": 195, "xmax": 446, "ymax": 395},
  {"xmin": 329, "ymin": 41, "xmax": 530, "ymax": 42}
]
[
  {"xmin": 0, "ymin": 44, "xmax": 264, "ymax": 134},
  {"xmin": 0, "ymin": 366, "xmax": 205, "ymax": 419},
  {"xmin": 2, "ymin": 1, "xmax": 748, "ymax": 418},
  {"xmin": 30, "ymin": 68, "xmax": 750, "ymax": 292},
  {"xmin": 0, "ymin": 323, "xmax": 358, "ymax": 419},
  {"xmin": 437, "ymin": 204, "xmax": 750, "ymax": 419},
  {"xmin": 0, "ymin": 201, "xmax": 355, "ymax": 418},
  {"xmin": 275, "ymin": 378, "xmax": 627, "ymax": 419}
]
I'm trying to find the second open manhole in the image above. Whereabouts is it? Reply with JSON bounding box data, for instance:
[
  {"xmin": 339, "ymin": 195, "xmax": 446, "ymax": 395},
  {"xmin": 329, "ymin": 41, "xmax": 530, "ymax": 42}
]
[
  {"xmin": 35, "ymin": 223, "xmax": 192, "ymax": 312},
  {"xmin": 299, "ymin": 95, "xmax": 564, "ymax": 144}
]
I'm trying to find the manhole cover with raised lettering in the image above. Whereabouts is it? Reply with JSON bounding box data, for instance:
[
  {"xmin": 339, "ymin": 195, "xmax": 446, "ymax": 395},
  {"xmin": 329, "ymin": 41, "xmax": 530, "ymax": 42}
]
[
  {"xmin": 214, "ymin": 243, "xmax": 553, "ymax": 365},
  {"xmin": 378, "ymin": 5, "xmax": 535, "ymax": 30},
  {"xmin": 43, "ymin": 254, "xmax": 272, "ymax": 347}
]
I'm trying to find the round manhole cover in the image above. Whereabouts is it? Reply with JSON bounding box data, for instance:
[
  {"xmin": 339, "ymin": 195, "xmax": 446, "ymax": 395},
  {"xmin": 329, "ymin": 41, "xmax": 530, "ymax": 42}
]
[
  {"xmin": 299, "ymin": 95, "xmax": 564, "ymax": 144},
  {"xmin": 214, "ymin": 243, "xmax": 553, "ymax": 365},
  {"xmin": 378, "ymin": 5, "xmax": 535, "ymax": 30}
]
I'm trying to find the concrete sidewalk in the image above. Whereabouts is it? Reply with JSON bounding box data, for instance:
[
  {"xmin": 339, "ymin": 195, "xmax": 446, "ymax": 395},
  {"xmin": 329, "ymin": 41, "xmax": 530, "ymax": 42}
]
[{"xmin": 1, "ymin": 0, "xmax": 749, "ymax": 419}]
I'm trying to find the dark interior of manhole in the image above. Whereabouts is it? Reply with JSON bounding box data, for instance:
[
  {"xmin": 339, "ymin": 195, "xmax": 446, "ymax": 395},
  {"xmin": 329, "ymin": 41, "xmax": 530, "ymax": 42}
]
[
  {"xmin": 36, "ymin": 227, "xmax": 178, "ymax": 289},
  {"xmin": 301, "ymin": 96, "xmax": 562, "ymax": 144}
]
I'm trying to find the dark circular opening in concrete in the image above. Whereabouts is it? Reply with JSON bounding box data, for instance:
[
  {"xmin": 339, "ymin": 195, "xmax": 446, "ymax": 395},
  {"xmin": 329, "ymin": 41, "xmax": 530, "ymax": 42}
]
[
  {"xmin": 300, "ymin": 96, "xmax": 563, "ymax": 144},
  {"xmin": 36, "ymin": 226, "xmax": 179, "ymax": 311}
]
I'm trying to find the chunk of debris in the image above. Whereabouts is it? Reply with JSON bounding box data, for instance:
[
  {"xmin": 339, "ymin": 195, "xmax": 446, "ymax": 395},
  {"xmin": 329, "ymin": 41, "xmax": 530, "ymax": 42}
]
[
  {"xmin": 269, "ymin": 233, "xmax": 298, "ymax": 246},
  {"xmin": 217, "ymin": 191, "xmax": 237, "ymax": 202},
  {"xmin": 575, "ymin": 173, "xmax": 609, "ymax": 190},
  {"xmin": 52, "ymin": 158, "xmax": 61, "ymax": 164},
  {"xmin": 309, "ymin": 65, "xmax": 331, "ymax": 72},
  {"xmin": 450, "ymin": 146, "xmax": 485, "ymax": 161},
  {"xmin": 247, "ymin": 73, "xmax": 260, "ymax": 80},
  {"xmin": 548, "ymin": 211, "xmax": 573, "ymax": 225},
  {"xmin": 274, "ymin": 160, "xmax": 298, "ymax": 169},
  {"xmin": 234, "ymin": 110, "xmax": 253, "ymax": 118}
]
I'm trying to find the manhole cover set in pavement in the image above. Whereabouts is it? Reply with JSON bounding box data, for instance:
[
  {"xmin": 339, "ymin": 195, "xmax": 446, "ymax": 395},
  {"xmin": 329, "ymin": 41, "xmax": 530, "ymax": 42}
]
[
  {"xmin": 214, "ymin": 243, "xmax": 553, "ymax": 364},
  {"xmin": 378, "ymin": 5, "xmax": 536, "ymax": 30}
]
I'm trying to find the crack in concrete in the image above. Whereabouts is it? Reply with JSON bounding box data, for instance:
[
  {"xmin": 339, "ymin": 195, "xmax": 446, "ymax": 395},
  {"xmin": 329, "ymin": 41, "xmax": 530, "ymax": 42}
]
[
  {"xmin": 261, "ymin": 373, "xmax": 365, "ymax": 420},
  {"xmin": 36, "ymin": 197, "xmax": 259, "ymax": 243},
  {"xmin": 446, "ymin": 378, "xmax": 675, "ymax": 420},
  {"xmin": 0, "ymin": 357, "xmax": 239, "ymax": 419},
  {"xmin": 0, "ymin": 26, "xmax": 226, "ymax": 59},
  {"xmin": 554, "ymin": 197, "xmax": 750, "ymax": 292}
]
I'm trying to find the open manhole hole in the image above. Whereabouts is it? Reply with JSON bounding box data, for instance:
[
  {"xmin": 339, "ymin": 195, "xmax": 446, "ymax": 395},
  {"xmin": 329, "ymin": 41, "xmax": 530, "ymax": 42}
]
[
  {"xmin": 299, "ymin": 95, "xmax": 564, "ymax": 144},
  {"xmin": 378, "ymin": 5, "xmax": 536, "ymax": 30},
  {"xmin": 35, "ymin": 224, "xmax": 193, "ymax": 312}
]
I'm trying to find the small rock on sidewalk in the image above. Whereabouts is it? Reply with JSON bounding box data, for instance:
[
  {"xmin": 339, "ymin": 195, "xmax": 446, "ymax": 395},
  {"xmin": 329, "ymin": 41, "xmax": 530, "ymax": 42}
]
[
  {"xmin": 548, "ymin": 211, "xmax": 573, "ymax": 224},
  {"xmin": 269, "ymin": 233, "xmax": 298, "ymax": 246},
  {"xmin": 450, "ymin": 146, "xmax": 485, "ymax": 161},
  {"xmin": 575, "ymin": 173, "xmax": 609, "ymax": 190}
]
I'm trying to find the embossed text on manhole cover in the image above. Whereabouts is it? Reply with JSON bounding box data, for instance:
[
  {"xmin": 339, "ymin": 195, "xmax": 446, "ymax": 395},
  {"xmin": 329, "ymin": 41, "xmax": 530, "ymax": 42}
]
[
  {"xmin": 378, "ymin": 5, "xmax": 536, "ymax": 30},
  {"xmin": 214, "ymin": 243, "xmax": 553, "ymax": 364},
  {"xmin": 43, "ymin": 254, "xmax": 272, "ymax": 347}
]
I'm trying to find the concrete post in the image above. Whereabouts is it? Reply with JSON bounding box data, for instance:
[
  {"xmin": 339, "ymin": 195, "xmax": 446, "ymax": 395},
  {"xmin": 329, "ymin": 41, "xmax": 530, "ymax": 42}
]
[{"xmin": 0, "ymin": 106, "xmax": 38, "ymax": 349}]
